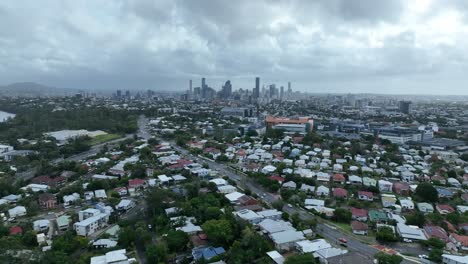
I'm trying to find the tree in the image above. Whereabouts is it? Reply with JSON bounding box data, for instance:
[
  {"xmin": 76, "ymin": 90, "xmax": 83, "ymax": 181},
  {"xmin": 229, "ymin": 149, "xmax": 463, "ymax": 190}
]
[
  {"xmin": 22, "ymin": 231, "xmax": 38, "ymax": 247},
  {"xmin": 429, "ymin": 248, "xmax": 443, "ymax": 263},
  {"xmin": 146, "ymin": 244, "xmax": 167, "ymax": 263},
  {"xmin": 414, "ymin": 183, "xmax": 438, "ymax": 203},
  {"xmin": 422, "ymin": 237, "xmax": 445, "ymax": 249},
  {"xmin": 118, "ymin": 226, "xmax": 136, "ymax": 248},
  {"xmin": 284, "ymin": 253, "xmax": 317, "ymax": 264},
  {"xmin": 332, "ymin": 208, "xmax": 352, "ymax": 223},
  {"xmin": 405, "ymin": 212, "xmax": 426, "ymax": 227},
  {"xmin": 374, "ymin": 252, "xmax": 403, "ymax": 264},
  {"xmin": 165, "ymin": 230, "xmax": 189, "ymax": 252},
  {"xmin": 376, "ymin": 227, "xmax": 398, "ymax": 242},
  {"xmin": 202, "ymin": 219, "xmax": 234, "ymax": 246}
]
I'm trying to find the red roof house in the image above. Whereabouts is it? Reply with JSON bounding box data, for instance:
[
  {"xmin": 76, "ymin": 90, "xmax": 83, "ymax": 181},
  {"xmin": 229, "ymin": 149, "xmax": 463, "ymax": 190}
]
[
  {"xmin": 333, "ymin": 188, "xmax": 348, "ymax": 198},
  {"xmin": 9, "ymin": 226, "xmax": 23, "ymax": 235},
  {"xmin": 351, "ymin": 207, "xmax": 368, "ymax": 222}
]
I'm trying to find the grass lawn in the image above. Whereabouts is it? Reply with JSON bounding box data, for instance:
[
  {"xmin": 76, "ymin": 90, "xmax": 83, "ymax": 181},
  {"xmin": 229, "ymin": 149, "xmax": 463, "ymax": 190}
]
[{"xmin": 87, "ymin": 133, "xmax": 122, "ymax": 145}]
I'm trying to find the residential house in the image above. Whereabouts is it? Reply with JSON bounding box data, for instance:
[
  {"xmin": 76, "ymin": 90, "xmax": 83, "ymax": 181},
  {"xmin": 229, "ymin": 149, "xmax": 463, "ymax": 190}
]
[
  {"xmin": 74, "ymin": 209, "xmax": 109, "ymax": 236},
  {"xmin": 271, "ymin": 230, "xmax": 305, "ymax": 251},
  {"xmin": 56, "ymin": 215, "xmax": 71, "ymax": 231},
  {"xmin": 282, "ymin": 181, "xmax": 297, "ymax": 190},
  {"xmin": 31, "ymin": 175, "xmax": 66, "ymax": 188},
  {"xmin": 399, "ymin": 198, "xmax": 415, "ymax": 210},
  {"xmin": 316, "ymin": 172, "xmax": 330, "ymax": 182},
  {"xmin": 442, "ymin": 254, "xmax": 468, "ymax": 264},
  {"xmin": 258, "ymin": 209, "xmax": 282, "ymax": 221},
  {"xmin": 316, "ymin": 186, "xmax": 330, "ymax": 197},
  {"xmin": 333, "ymin": 174, "xmax": 346, "ymax": 184},
  {"xmin": 400, "ymin": 171, "xmax": 415, "ymax": 182},
  {"xmin": 300, "ymin": 184, "xmax": 315, "ymax": 193},
  {"xmin": 333, "ymin": 188, "xmax": 348, "ymax": 199},
  {"xmin": 90, "ymin": 249, "xmax": 132, "ymax": 264},
  {"xmin": 424, "ymin": 225, "xmax": 448, "ymax": 242},
  {"xmin": 351, "ymin": 221, "xmax": 369, "ymax": 235},
  {"xmin": 235, "ymin": 209, "xmax": 263, "ymax": 224},
  {"xmin": 63, "ymin": 193, "xmax": 80, "ymax": 207},
  {"xmin": 436, "ymin": 204, "xmax": 455, "ymax": 215},
  {"xmin": 362, "ymin": 177, "xmax": 377, "ymax": 187},
  {"xmin": 192, "ymin": 246, "xmax": 226, "ymax": 261},
  {"xmin": 295, "ymin": 239, "xmax": 332, "ymax": 253},
  {"xmin": 368, "ymin": 210, "xmax": 388, "ymax": 223},
  {"xmin": 258, "ymin": 219, "xmax": 295, "ymax": 236},
  {"xmin": 381, "ymin": 194, "xmax": 397, "ymax": 208},
  {"xmin": 351, "ymin": 207, "xmax": 368, "ymax": 222},
  {"xmin": 393, "ymin": 182, "xmax": 410, "ymax": 196},
  {"xmin": 396, "ymin": 223, "xmax": 427, "ymax": 241},
  {"xmin": 116, "ymin": 199, "xmax": 135, "ymax": 211},
  {"xmin": 449, "ymin": 233, "xmax": 468, "ymax": 251},
  {"xmin": 358, "ymin": 191, "xmax": 373, "ymax": 201},
  {"xmin": 348, "ymin": 175, "xmax": 362, "ymax": 185},
  {"xmin": 38, "ymin": 193, "xmax": 57, "ymax": 209},
  {"xmin": 378, "ymin": 180, "xmax": 393, "ymax": 192},
  {"xmin": 8, "ymin": 206, "xmax": 26, "ymax": 218},
  {"xmin": 417, "ymin": 203, "xmax": 434, "ymax": 214}
]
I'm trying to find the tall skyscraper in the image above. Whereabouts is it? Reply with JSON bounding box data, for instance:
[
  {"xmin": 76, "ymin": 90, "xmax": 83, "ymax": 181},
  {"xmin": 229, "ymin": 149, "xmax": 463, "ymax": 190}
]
[
  {"xmin": 189, "ymin": 80, "xmax": 193, "ymax": 94},
  {"xmin": 399, "ymin": 101, "xmax": 412, "ymax": 114},
  {"xmin": 202, "ymin": 78, "xmax": 206, "ymax": 89},
  {"xmin": 222, "ymin": 80, "xmax": 232, "ymax": 98},
  {"xmin": 280, "ymin": 86, "xmax": 284, "ymax": 100},
  {"xmin": 253, "ymin": 77, "xmax": 260, "ymax": 98},
  {"xmin": 116, "ymin": 90, "xmax": 122, "ymax": 98},
  {"xmin": 287, "ymin": 82, "xmax": 292, "ymax": 93}
]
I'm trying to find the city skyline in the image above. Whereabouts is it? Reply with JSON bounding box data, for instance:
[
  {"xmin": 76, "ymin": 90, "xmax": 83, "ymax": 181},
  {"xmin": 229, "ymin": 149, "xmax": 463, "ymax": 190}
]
[{"xmin": 1, "ymin": 1, "xmax": 468, "ymax": 95}]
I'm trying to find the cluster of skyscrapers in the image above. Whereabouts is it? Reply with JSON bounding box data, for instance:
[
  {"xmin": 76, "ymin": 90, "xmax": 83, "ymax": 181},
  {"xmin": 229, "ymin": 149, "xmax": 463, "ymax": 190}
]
[{"xmin": 186, "ymin": 77, "xmax": 293, "ymax": 102}]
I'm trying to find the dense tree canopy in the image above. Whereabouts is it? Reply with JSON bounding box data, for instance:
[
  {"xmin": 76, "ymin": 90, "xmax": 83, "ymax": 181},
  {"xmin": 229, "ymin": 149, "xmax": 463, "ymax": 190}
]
[{"xmin": 414, "ymin": 183, "xmax": 438, "ymax": 203}]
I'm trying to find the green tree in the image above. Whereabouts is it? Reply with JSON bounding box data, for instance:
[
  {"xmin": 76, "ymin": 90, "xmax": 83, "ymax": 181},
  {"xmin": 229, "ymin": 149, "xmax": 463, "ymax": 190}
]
[
  {"xmin": 374, "ymin": 252, "xmax": 403, "ymax": 264},
  {"xmin": 165, "ymin": 230, "xmax": 189, "ymax": 252},
  {"xmin": 202, "ymin": 219, "xmax": 234, "ymax": 246},
  {"xmin": 284, "ymin": 253, "xmax": 317, "ymax": 264},
  {"xmin": 146, "ymin": 244, "xmax": 167, "ymax": 263},
  {"xmin": 405, "ymin": 212, "xmax": 426, "ymax": 227},
  {"xmin": 376, "ymin": 227, "xmax": 398, "ymax": 242},
  {"xmin": 414, "ymin": 183, "xmax": 438, "ymax": 203},
  {"xmin": 22, "ymin": 231, "xmax": 38, "ymax": 247},
  {"xmin": 332, "ymin": 208, "xmax": 352, "ymax": 223}
]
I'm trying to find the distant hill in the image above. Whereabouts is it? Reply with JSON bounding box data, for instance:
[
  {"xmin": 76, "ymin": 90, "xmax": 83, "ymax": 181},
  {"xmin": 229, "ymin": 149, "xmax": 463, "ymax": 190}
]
[{"xmin": 0, "ymin": 82, "xmax": 75, "ymax": 97}]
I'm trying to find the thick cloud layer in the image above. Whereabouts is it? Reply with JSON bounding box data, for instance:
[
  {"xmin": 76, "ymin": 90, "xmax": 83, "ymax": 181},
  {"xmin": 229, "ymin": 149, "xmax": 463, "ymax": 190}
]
[{"xmin": 1, "ymin": 0, "xmax": 468, "ymax": 94}]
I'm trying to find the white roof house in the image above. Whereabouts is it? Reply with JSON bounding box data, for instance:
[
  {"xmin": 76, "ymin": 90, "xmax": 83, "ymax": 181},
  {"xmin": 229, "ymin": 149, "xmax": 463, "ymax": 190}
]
[
  {"xmin": 63, "ymin": 193, "xmax": 80, "ymax": 207},
  {"xmin": 258, "ymin": 219, "xmax": 295, "ymax": 235},
  {"xmin": 90, "ymin": 249, "xmax": 131, "ymax": 264},
  {"xmin": 295, "ymin": 239, "xmax": 332, "ymax": 253},
  {"xmin": 262, "ymin": 165, "xmax": 277, "ymax": 174},
  {"xmin": 8, "ymin": 206, "xmax": 26, "ymax": 218},
  {"xmin": 316, "ymin": 186, "xmax": 330, "ymax": 196},
  {"xmin": 225, "ymin": 192, "xmax": 245, "ymax": 203},
  {"xmin": 396, "ymin": 223, "xmax": 427, "ymax": 241},
  {"xmin": 209, "ymin": 178, "xmax": 227, "ymax": 186},
  {"xmin": 33, "ymin": 219, "xmax": 50, "ymax": 231},
  {"xmin": 157, "ymin": 174, "xmax": 172, "ymax": 183},
  {"xmin": 21, "ymin": 184, "xmax": 49, "ymax": 192},
  {"xmin": 94, "ymin": 189, "xmax": 107, "ymax": 199},
  {"xmin": 266, "ymin": 251, "xmax": 285, "ymax": 264},
  {"xmin": 235, "ymin": 209, "xmax": 262, "ymax": 224},
  {"xmin": 305, "ymin": 199, "xmax": 325, "ymax": 207},
  {"xmin": 271, "ymin": 230, "xmax": 305, "ymax": 250},
  {"xmin": 217, "ymin": 185, "xmax": 237, "ymax": 194}
]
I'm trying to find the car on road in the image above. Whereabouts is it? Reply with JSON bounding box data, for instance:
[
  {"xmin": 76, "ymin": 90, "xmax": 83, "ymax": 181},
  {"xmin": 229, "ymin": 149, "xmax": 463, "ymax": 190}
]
[
  {"xmin": 338, "ymin": 238, "xmax": 348, "ymax": 246},
  {"xmin": 287, "ymin": 203, "xmax": 293, "ymax": 208}
]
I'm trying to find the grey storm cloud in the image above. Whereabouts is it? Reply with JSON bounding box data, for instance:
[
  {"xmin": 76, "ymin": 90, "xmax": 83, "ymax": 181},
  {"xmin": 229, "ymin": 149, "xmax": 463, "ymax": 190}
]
[{"xmin": 1, "ymin": 0, "xmax": 468, "ymax": 94}]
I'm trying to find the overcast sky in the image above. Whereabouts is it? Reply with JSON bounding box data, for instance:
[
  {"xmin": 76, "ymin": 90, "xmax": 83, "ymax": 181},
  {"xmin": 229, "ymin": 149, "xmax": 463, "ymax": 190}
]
[{"xmin": 1, "ymin": 0, "xmax": 468, "ymax": 94}]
